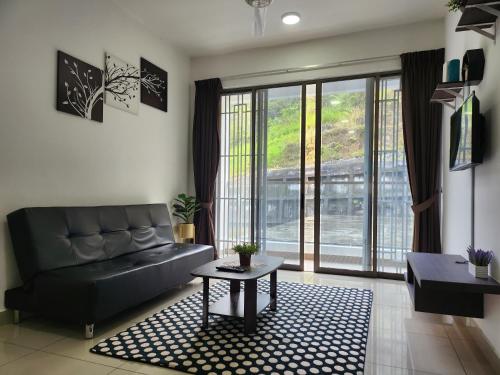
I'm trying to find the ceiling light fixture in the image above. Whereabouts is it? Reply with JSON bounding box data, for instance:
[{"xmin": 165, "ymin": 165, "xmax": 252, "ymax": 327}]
[{"xmin": 282, "ymin": 12, "xmax": 301, "ymax": 25}]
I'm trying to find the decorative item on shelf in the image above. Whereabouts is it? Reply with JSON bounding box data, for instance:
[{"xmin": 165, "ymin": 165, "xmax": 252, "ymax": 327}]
[
  {"xmin": 431, "ymin": 48, "xmax": 485, "ymax": 107},
  {"xmin": 446, "ymin": 0, "xmax": 466, "ymax": 13},
  {"xmin": 172, "ymin": 193, "xmax": 200, "ymax": 243},
  {"xmin": 233, "ymin": 243, "xmax": 258, "ymax": 267},
  {"xmin": 446, "ymin": 59, "xmax": 461, "ymax": 82},
  {"xmin": 462, "ymin": 49, "xmax": 485, "ymax": 83},
  {"xmin": 467, "ymin": 245, "xmax": 494, "ymax": 279}
]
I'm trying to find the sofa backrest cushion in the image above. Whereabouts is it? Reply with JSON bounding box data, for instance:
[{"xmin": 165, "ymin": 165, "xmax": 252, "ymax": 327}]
[{"xmin": 7, "ymin": 204, "xmax": 175, "ymax": 283}]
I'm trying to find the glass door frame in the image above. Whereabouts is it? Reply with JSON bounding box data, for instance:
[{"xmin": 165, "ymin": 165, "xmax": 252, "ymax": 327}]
[
  {"xmin": 313, "ymin": 75, "xmax": 375, "ymax": 277},
  {"xmin": 254, "ymin": 85, "xmax": 306, "ymax": 272},
  {"xmin": 220, "ymin": 70, "xmax": 403, "ymax": 279}
]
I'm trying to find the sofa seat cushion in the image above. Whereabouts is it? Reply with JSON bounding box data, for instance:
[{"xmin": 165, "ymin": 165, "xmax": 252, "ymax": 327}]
[{"xmin": 32, "ymin": 243, "xmax": 213, "ymax": 322}]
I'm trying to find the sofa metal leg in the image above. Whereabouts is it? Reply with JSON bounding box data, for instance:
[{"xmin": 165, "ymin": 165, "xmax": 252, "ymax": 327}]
[
  {"xmin": 13, "ymin": 310, "xmax": 21, "ymax": 324},
  {"xmin": 84, "ymin": 323, "xmax": 94, "ymax": 339}
]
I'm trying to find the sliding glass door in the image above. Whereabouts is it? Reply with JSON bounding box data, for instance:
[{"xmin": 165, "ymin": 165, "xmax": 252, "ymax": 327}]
[
  {"xmin": 316, "ymin": 79, "xmax": 374, "ymax": 272},
  {"xmin": 215, "ymin": 73, "xmax": 413, "ymax": 276},
  {"xmin": 256, "ymin": 86, "xmax": 303, "ymax": 269}
]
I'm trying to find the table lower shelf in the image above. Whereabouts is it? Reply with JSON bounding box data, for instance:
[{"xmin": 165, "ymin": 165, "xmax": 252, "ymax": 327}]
[{"xmin": 209, "ymin": 292, "xmax": 271, "ymax": 318}]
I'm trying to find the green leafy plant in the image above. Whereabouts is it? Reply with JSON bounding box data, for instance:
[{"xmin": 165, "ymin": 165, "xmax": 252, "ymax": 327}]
[
  {"xmin": 233, "ymin": 243, "xmax": 259, "ymax": 256},
  {"xmin": 447, "ymin": 0, "xmax": 466, "ymax": 12},
  {"xmin": 172, "ymin": 193, "xmax": 200, "ymax": 224}
]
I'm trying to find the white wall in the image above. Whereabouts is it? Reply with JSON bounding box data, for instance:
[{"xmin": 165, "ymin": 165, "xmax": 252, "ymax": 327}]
[
  {"xmin": 191, "ymin": 19, "xmax": 445, "ymax": 88},
  {"xmin": 0, "ymin": 0, "xmax": 191, "ymax": 311},
  {"xmin": 442, "ymin": 13, "xmax": 500, "ymax": 356}
]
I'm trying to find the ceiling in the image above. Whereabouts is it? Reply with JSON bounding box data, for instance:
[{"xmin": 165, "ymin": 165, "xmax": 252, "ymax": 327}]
[{"xmin": 114, "ymin": 0, "xmax": 448, "ymax": 57}]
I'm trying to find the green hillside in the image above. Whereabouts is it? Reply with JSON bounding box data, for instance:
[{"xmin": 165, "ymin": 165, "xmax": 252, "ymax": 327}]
[{"xmin": 228, "ymin": 91, "xmax": 367, "ymax": 174}]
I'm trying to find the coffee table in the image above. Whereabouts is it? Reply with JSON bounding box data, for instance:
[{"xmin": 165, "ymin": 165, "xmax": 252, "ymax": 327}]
[{"xmin": 191, "ymin": 255, "xmax": 284, "ymax": 334}]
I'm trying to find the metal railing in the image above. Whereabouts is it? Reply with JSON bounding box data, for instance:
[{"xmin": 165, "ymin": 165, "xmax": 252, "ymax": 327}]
[
  {"xmin": 376, "ymin": 77, "xmax": 413, "ymax": 273},
  {"xmin": 216, "ymin": 93, "xmax": 252, "ymax": 257}
]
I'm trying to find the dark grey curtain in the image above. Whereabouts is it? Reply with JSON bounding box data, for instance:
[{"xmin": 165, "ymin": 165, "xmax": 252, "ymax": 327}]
[
  {"xmin": 192, "ymin": 78, "xmax": 222, "ymax": 259},
  {"xmin": 400, "ymin": 48, "xmax": 444, "ymax": 253}
]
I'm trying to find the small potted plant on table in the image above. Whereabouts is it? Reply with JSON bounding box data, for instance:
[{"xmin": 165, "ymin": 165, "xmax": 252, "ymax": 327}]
[
  {"xmin": 467, "ymin": 246, "xmax": 494, "ymax": 279},
  {"xmin": 172, "ymin": 193, "xmax": 200, "ymax": 241},
  {"xmin": 233, "ymin": 243, "xmax": 258, "ymax": 267}
]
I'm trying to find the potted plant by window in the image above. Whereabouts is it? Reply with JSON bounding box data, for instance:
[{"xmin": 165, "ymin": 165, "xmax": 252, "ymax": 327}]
[
  {"xmin": 467, "ymin": 246, "xmax": 494, "ymax": 279},
  {"xmin": 233, "ymin": 243, "xmax": 258, "ymax": 267},
  {"xmin": 172, "ymin": 193, "xmax": 200, "ymax": 241}
]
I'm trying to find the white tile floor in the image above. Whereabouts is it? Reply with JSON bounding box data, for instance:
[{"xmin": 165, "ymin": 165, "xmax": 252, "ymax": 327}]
[{"xmin": 0, "ymin": 271, "xmax": 499, "ymax": 375}]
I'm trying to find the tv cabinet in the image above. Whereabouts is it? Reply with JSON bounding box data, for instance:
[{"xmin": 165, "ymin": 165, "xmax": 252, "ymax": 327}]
[{"xmin": 405, "ymin": 253, "xmax": 500, "ymax": 318}]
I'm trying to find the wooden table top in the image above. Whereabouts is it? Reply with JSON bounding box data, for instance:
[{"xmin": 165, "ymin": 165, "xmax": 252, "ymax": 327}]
[
  {"xmin": 191, "ymin": 255, "xmax": 284, "ymax": 281},
  {"xmin": 407, "ymin": 253, "xmax": 500, "ymax": 294}
]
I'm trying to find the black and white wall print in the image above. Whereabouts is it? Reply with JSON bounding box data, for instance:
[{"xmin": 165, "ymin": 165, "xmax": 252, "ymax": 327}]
[
  {"xmin": 140, "ymin": 58, "xmax": 168, "ymax": 112},
  {"xmin": 104, "ymin": 53, "xmax": 140, "ymax": 114},
  {"xmin": 56, "ymin": 50, "xmax": 103, "ymax": 122}
]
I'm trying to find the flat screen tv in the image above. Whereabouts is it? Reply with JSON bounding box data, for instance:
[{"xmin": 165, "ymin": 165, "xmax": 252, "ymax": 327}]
[{"xmin": 449, "ymin": 92, "xmax": 483, "ymax": 171}]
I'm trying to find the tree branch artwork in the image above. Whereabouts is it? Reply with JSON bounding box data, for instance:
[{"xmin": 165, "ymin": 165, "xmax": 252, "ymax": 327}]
[
  {"xmin": 141, "ymin": 72, "xmax": 166, "ymax": 101},
  {"xmin": 56, "ymin": 51, "xmax": 103, "ymax": 122},
  {"xmin": 140, "ymin": 58, "xmax": 168, "ymax": 112},
  {"xmin": 104, "ymin": 53, "xmax": 140, "ymax": 114},
  {"xmin": 63, "ymin": 61, "xmax": 103, "ymax": 118}
]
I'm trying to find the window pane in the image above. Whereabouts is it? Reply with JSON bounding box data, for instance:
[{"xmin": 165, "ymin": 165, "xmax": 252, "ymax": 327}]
[
  {"xmin": 319, "ymin": 79, "xmax": 373, "ymax": 271},
  {"xmin": 256, "ymin": 86, "xmax": 302, "ymax": 266},
  {"xmin": 376, "ymin": 76, "xmax": 413, "ymax": 273}
]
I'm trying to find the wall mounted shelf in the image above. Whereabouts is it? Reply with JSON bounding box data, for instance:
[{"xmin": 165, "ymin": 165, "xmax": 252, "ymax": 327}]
[
  {"xmin": 431, "ymin": 82, "xmax": 465, "ymax": 108},
  {"xmin": 406, "ymin": 253, "xmax": 500, "ymax": 318},
  {"xmin": 456, "ymin": 0, "xmax": 500, "ymax": 41},
  {"xmin": 431, "ymin": 81, "xmax": 481, "ymax": 108}
]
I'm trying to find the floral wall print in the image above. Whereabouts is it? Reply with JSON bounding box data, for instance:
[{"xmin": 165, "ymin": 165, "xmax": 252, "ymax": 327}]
[
  {"xmin": 104, "ymin": 53, "xmax": 140, "ymax": 114},
  {"xmin": 140, "ymin": 58, "xmax": 168, "ymax": 112},
  {"xmin": 56, "ymin": 50, "xmax": 103, "ymax": 122}
]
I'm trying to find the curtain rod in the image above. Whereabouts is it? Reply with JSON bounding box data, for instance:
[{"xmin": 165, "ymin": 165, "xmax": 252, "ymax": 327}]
[{"xmin": 220, "ymin": 54, "xmax": 400, "ymax": 81}]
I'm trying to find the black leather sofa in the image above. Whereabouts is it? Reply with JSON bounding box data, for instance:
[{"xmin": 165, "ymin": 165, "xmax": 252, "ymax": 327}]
[{"xmin": 5, "ymin": 204, "xmax": 213, "ymax": 338}]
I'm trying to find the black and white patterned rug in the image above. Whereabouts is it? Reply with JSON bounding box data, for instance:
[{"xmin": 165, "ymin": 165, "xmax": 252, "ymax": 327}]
[{"xmin": 91, "ymin": 281, "xmax": 373, "ymax": 374}]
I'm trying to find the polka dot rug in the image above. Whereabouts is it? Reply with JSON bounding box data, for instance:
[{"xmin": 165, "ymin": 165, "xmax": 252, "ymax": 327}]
[{"xmin": 90, "ymin": 280, "xmax": 373, "ymax": 374}]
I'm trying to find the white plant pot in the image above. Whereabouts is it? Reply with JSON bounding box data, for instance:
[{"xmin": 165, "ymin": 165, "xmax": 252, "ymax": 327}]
[{"xmin": 468, "ymin": 263, "xmax": 489, "ymax": 279}]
